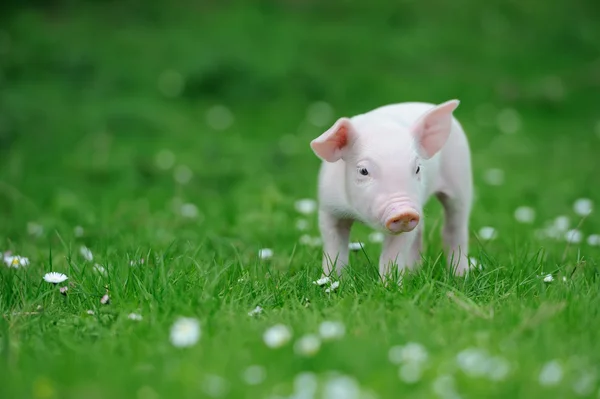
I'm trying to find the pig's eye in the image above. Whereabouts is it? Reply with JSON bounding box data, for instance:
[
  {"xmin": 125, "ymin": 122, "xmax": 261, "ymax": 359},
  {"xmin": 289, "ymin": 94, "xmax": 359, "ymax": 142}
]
[
  {"xmin": 358, "ymin": 167, "xmax": 369, "ymax": 176},
  {"xmin": 415, "ymin": 165, "xmax": 421, "ymax": 174}
]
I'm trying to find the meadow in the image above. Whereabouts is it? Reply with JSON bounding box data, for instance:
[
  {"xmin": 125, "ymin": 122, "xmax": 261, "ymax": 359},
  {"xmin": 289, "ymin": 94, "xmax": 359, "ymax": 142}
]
[{"xmin": 1, "ymin": 1, "xmax": 599, "ymax": 398}]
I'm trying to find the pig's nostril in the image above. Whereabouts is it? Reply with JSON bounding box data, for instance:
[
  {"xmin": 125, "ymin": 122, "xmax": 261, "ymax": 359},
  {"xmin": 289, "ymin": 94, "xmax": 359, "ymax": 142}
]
[{"xmin": 386, "ymin": 212, "xmax": 420, "ymax": 232}]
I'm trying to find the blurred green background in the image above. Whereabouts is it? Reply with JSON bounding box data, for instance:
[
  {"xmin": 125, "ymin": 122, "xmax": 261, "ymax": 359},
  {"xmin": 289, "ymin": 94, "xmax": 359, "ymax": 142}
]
[{"xmin": 1, "ymin": 1, "xmax": 600, "ymax": 398}]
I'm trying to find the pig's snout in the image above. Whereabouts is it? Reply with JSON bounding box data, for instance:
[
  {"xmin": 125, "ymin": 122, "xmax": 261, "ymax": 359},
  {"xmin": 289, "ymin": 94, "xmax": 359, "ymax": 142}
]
[{"xmin": 385, "ymin": 211, "xmax": 420, "ymax": 234}]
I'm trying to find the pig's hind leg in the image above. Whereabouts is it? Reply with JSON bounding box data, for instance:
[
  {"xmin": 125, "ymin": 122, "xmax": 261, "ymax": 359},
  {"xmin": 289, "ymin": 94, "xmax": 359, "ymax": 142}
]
[{"xmin": 319, "ymin": 210, "xmax": 353, "ymax": 277}]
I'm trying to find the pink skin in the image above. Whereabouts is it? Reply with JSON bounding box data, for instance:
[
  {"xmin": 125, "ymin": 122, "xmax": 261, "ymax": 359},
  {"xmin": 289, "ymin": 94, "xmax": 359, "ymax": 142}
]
[{"xmin": 311, "ymin": 99, "xmax": 473, "ymax": 280}]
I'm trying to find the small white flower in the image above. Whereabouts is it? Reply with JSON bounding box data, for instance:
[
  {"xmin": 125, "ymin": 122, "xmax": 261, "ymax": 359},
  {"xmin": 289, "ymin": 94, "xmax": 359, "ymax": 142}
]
[
  {"xmin": 258, "ymin": 248, "xmax": 273, "ymax": 260},
  {"xmin": 572, "ymin": 371, "xmax": 596, "ymax": 396},
  {"xmin": 80, "ymin": 246, "xmax": 93, "ymax": 261},
  {"xmin": 432, "ymin": 374, "xmax": 458, "ymax": 399},
  {"xmin": 201, "ymin": 374, "xmax": 229, "ymax": 398},
  {"xmin": 483, "ymin": 168, "xmax": 505, "ymax": 186},
  {"xmin": 248, "ymin": 306, "xmax": 263, "ymax": 317},
  {"xmin": 323, "ymin": 375, "xmax": 361, "ymax": 399},
  {"xmin": 485, "ymin": 356, "xmax": 511, "ymax": 381},
  {"xmin": 180, "ymin": 203, "xmax": 199, "ymax": 218},
  {"xmin": 562, "ymin": 276, "xmax": 567, "ymax": 282},
  {"xmin": 100, "ymin": 294, "xmax": 110, "ymax": 304},
  {"xmin": 573, "ymin": 198, "xmax": 593, "ymax": 216},
  {"xmin": 173, "ymin": 165, "xmax": 193, "ymax": 184},
  {"xmin": 325, "ymin": 281, "xmax": 340, "ymax": 293},
  {"xmin": 399, "ymin": 362, "xmax": 424, "ymax": 384},
  {"xmin": 170, "ymin": 317, "xmax": 201, "ymax": 348},
  {"xmin": 587, "ymin": 234, "xmax": 600, "ymax": 246},
  {"xmin": 60, "ymin": 286, "xmax": 68, "ymax": 295},
  {"xmin": 74, "ymin": 226, "xmax": 84, "ymax": 237},
  {"xmin": 128, "ymin": 313, "xmax": 143, "ymax": 321},
  {"xmin": 294, "ymin": 372, "xmax": 318, "ymax": 396},
  {"xmin": 306, "ymin": 101, "xmax": 334, "ymax": 128},
  {"xmin": 319, "ymin": 321, "xmax": 346, "ymax": 340},
  {"xmin": 294, "ymin": 199, "xmax": 317, "ymax": 215},
  {"xmin": 539, "ymin": 360, "xmax": 563, "ymax": 386},
  {"xmin": 206, "ymin": 105, "xmax": 234, "ymax": 131},
  {"xmin": 496, "ymin": 108, "xmax": 521, "ymax": 134},
  {"xmin": 468, "ymin": 257, "xmax": 482, "ymax": 270},
  {"xmin": 86, "ymin": 310, "xmax": 95, "ymax": 315},
  {"xmin": 43, "ymin": 272, "xmax": 68, "ymax": 284},
  {"xmin": 155, "ymin": 149, "xmax": 176, "ymax": 170},
  {"xmin": 543, "ymin": 274, "xmax": 554, "ymax": 283},
  {"xmin": 295, "ymin": 219, "xmax": 309, "ymax": 231},
  {"xmin": 565, "ymin": 229, "xmax": 583, "ymax": 244},
  {"xmin": 4, "ymin": 255, "xmax": 29, "ymax": 268},
  {"xmin": 478, "ymin": 226, "xmax": 497, "ymax": 241},
  {"xmin": 313, "ymin": 276, "xmax": 331, "ymax": 286},
  {"xmin": 456, "ymin": 347, "xmax": 489, "ymax": 377},
  {"xmin": 93, "ymin": 264, "xmax": 107, "ymax": 275},
  {"xmin": 263, "ymin": 324, "xmax": 292, "ymax": 348},
  {"xmin": 389, "ymin": 343, "xmax": 429, "ymax": 365},
  {"xmin": 294, "ymin": 334, "xmax": 321, "ymax": 357},
  {"xmin": 368, "ymin": 231, "xmax": 385, "ymax": 243},
  {"xmin": 27, "ymin": 222, "xmax": 44, "ymax": 237},
  {"xmin": 348, "ymin": 242, "xmax": 364, "ymax": 251},
  {"xmin": 299, "ymin": 234, "xmax": 322, "ymax": 247},
  {"xmin": 554, "ymin": 216, "xmax": 570, "ymax": 231},
  {"xmin": 514, "ymin": 206, "xmax": 535, "ymax": 224},
  {"xmin": 242, "ymin": 365, "xmax": 266, "ymax": 386}
]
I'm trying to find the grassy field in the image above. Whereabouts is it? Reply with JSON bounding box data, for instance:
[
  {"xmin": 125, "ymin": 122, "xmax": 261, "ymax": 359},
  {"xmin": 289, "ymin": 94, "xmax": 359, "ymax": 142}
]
[{"xmin": 1, "ymin": 1, "xmax": 600, "ymax": 398}]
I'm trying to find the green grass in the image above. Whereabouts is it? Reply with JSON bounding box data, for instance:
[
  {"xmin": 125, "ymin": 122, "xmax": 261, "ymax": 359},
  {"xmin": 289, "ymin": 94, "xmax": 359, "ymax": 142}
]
[{"xmin": 1, "ymin": 0, "xmax": 600, "ymax": 398}]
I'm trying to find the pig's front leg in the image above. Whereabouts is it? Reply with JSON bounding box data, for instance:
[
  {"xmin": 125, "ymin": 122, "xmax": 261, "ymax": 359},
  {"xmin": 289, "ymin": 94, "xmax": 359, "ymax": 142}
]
[
  {"xmin": 379, "ymin": 232, "xmax": 417, "ymax": 280},
  {"xmin": 318, "ymin": 210, "xmax": 353, "ymax": 276}
]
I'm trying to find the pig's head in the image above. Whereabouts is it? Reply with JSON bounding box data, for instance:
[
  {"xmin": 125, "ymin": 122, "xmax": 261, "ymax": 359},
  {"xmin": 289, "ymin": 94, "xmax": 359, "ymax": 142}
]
[{"xmin": 310, "ymin": 100, "xmax": 459, "ymax": 234}]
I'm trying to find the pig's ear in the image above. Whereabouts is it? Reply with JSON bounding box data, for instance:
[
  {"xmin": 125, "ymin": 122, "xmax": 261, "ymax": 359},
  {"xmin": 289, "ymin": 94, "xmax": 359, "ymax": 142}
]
[
  {"xmin": 411, "ymin": 99, "xmax": 460, "ymax": 159},
  {"xmin": 310, "ymin": 117, "xmax": 354, "ymax": 162}
]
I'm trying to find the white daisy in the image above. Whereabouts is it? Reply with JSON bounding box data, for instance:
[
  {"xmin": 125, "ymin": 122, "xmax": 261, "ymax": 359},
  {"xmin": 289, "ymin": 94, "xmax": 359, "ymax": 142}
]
[
  {"xmin": 180, "ymin": 203, "xmax": 199, "ymax": 218},
  {"xmin": 170, "ymin": 317, "xmax": 201, "ymax": 348},
  {"xmin": 294, "ymin": 334, "xmax": 321, "ymax": 357},
  {"xmin": 573, "ymin": 198, "xmax": 593, "ymax": 216},
  {"xmin": 543, "ymin": 274, "xmax": 554, "ymax": 283},
  {"xmin": 93, "ymin": 264, "xmax": 107, "ymax": 275},
  {"xmin": 539, "ymin": 360, "xmax": 563, "ymax": 386},
  {"xmin": 27, "ymin": 222, "xmax": 44, "ymax": 237},
  {"xmin": 477, "ymin": 226, "xmax": 497, "ymax": 241},
  {"xmin": 389, "ymin": 343, "xmax": 429, "ymax": 365},
  {"xmin": 587, "ymin": 234, "xmax": 600, "ymax": 246},
  {"xmin": 318, "ymin": 321, "xmax": 346, "ymax": 340},
  {"xmin": 564, "ymin": 229, "xmax": 583, "ymax": 244},
  {"xmin": 323, "ymin": 375, "xmax": 361, "ymax": 399},
  {"xmin": 295, "ymin": 219, "xmax": 309, "ymax": 231},
  {"xmin": 299, "ymin": 234, "xmax": 322, "ymax": 247},
  {"xmin": 263, "ymin": 324, "xmax": 292, "ymax": 348},
  {"xmin": 80, "ymin": 246, "xmax": 93, "ymax": 261},
  {"xmin": 242, "ymin": 365, "xmax": 266, "ymax": 386},
  {"xmin": 128, "ymin": 313, "xmax": 143, "ymax": 321},
  {"xmin": 325, "ymin": 281, "xmax": 340, "ymax": 293},
  {"xmin": 483, "ymin": 168, "xmax": 505, "ymax": 186},
  {"xmin": 313, "ymin": 276, "xmax": 331, "ymax": 286},
  {"xmin": 368, "ymin": 231, "xmax": 385, "ymax": 243},
  {"xmin": 258, "ymin": 248, "xmax": 273, "ymax": 260},
  {"xmin": 399, "ymin": 362, "xmax": 424, "ymax": 384},
  {"xmin": 100, "ymin": 294, "xmax": 110, "ymax": 304},
  {"xmin": 294, "ymin": 199, "xmax": 317, "ymax": 215},
  {"xmin": 4, "ymin": 255, "xmax": 29, "ymax": 268},
  {"xmin": 43, "ymin": 272, "xmax": 68, "ymax": 284},
  {"xmin": 554, "ymin": 216, "xmax": 570, "ymax": 231},
  {"xmin": 86, "ymin": 310, "xmax": 95, "ymax": 315},
  {"xmin": 348, "ymin": 242, "xmax": 364, "ymax": 251},
  {"xmin": 248, "ymin": 306, "xmax": 263, "ymax": 317},
  {"xmin": 74, "ymin": 226, "xmax": 85, "ymax": 237},
  {"xmin": 514, "ymin": 206, "xmax": 535, "ymax": 224},
  {"xmin": 206, "ymin": 105, "xmax": 234, "ymax": 131},
  {"xmin": 456, "ymin": 347, "xmax": 489, "ymax": 377},
  {"xmin": 60, "ymin": 286, "xmax": 68, "ymax": 295},
  {"xmin": 173, "ymin": 165, "xmax": 193, "ymax": 184}
]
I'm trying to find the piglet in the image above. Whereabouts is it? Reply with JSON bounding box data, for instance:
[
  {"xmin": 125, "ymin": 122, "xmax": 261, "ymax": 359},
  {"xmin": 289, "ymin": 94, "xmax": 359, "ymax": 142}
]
[{"xmin": 310, "ymin": 100, "xmax": 473, "ymax": 279}]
